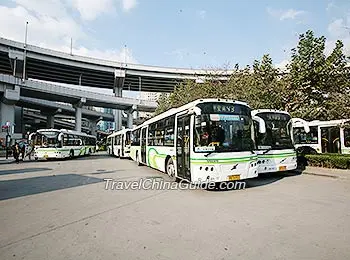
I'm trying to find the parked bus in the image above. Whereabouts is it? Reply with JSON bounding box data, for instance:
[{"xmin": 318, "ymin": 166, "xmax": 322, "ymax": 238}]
[
  {"xmin": 106, "ymin": 128, "xmax": 132, "ymax": 158},
  {"xmin": 130, "ymin": 99, "xmax": 266, "ymax": 183},
  {"xmin": 252, "ymin": 109, "xmax": 309, "ymax": 174},
  {"xmin": 293, "ymin": 119, "xmax": 350, "ymax": 154},
  {"xmin": 29, "ymin": 129, "xmax": 96, "ymax": 160}
]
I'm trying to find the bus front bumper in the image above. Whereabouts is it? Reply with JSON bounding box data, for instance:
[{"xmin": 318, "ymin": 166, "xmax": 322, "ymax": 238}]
[{"xmin": 257, "ymin": 162, "xmax": 297, "ymax": 174}]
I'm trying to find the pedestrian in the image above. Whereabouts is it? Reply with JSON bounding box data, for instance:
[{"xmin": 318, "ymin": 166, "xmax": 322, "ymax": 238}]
[
  {"xmin": 12, "ymin": 142, "xmax": 20, "ymax": 163},
  {"xmin": 26, "ymin": 143, "xmax": 35, "ymax": 160},
  {"xmin": 20, "ymin": 142, "xmax": 26, "ymax": 161}
]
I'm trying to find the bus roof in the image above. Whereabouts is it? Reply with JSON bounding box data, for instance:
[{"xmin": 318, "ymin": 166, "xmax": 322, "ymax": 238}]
[
  {"xmin": 134, "ymin": 98, "xmax": 250, "ymax": 129},
  {"xmin": 36, "ymin": 128, "xmax": 96, "ymax": 138},
  {"xmin": 293, "ymin": 119, "xmax": 350, "ymax": 128},
  {"xmin": 107, "ymin": 128, "xmax": 132, "ymax": 138},
  {"xmin": 251, "ymin": 109, "xmax": 291, "ymax": 117}
]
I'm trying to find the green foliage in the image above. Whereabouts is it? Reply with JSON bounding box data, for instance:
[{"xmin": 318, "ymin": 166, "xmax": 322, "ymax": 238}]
[
  {"xmin": 154, "ymin": 29, "xmax": 350, "ymax": 120},
  {"xmin": 305, "ymin": 154, "xmax": 350, "ymax": 169},
  {"xmin": 286, "ymin": 31, "xmax": 350, "ymax": 120}
]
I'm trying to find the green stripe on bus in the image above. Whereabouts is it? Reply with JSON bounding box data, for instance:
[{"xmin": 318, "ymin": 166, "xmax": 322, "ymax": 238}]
[
  {"xmin": 190, "ymin": 158, "xmax": 257, "ymax": 164},
  {"xmin": 190, "ymin": 156, "xmax": 257, "ymax": 161},
  {"xmin": 258, "ymin": 153, "xmax": 296, "ymax": 158}
]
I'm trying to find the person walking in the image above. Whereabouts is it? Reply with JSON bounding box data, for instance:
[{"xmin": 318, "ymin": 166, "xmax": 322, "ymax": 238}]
[
  {"xmin": 26, "ymin": 143, "xmax": 35, "ymax": 161},
  {"xmin": 12, "ymin": 142, "xmax": 20, "ymax": 163}
]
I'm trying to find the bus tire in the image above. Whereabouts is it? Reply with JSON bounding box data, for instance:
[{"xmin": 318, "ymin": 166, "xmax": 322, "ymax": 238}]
[
  {"xmin": 136, "ymin": 152, "xmax": 142, "ymax": 166},
  {"xmin": 166, "ymin": 157, "xmax": 176, "ymax": 181},
  {"xmin": 69, "ymin": 150, "xmax": 74, "ymax": 159}
]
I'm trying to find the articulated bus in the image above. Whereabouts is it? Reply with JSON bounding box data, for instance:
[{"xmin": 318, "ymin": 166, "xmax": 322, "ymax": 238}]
[
  {"xmin": 293, "ymin": 119, "xmax": 350, "ymax": 154},
  {"xmin": 107, "ymin": 128, "xmax": 132, "ymax": 158},
  {"xmin": 251, "ymin": 109, "xmax": 309, "ymax": 174},
  {"xmin": 29, "ymin": 129, "xmax": 96, "ymax": 160},
  {"xmin": 130, "ymin": 99, "xmax": 266, "ymax": 184}
]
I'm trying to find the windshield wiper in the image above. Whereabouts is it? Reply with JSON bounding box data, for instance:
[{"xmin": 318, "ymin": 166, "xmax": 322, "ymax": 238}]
[
  {"xmin": 262, "ymin": 147, "xmax": 273, "ymax": 154},
  {"xmin": 204, "ymin": 151, "xmax": 216, "ymax": 157}
]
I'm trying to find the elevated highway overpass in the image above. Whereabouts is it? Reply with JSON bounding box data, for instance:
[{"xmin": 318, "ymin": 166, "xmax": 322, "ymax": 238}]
[
  {"xmin": 0, "ymin": 37, "xmax": 232, "ymax": 92},
  {"xmin": 0, "ymin": 36, "xmax": 230, "ymax": 143}
]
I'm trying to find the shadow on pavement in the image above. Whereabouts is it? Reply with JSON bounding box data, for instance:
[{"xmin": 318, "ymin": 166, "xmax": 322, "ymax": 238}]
[
  {"xmin": 0, "ymin": 174, "xmax": 103, "ymax": 200},
  {"xmin": 0, "ymin": 168, "xmax": 52, "ymax": 176},
  {"xmin": 75, "ymin": 152, "xmax": 111, "ymax": 161}
]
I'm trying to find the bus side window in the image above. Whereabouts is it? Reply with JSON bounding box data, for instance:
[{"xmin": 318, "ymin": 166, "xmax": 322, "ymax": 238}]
[
  {"xmin": 148, "ymin": 123, "xmax": 156, "ymax": 146},
  {"xmin": 344, "ymin": 128, "xmax": 350, "ymax": 147},
  {"xmin": 164, "ymin": 116, "xmax": 175, "ymax": 146},
  {"xmin": 68, "ymin": 135, "xmax": 74, "ymax": 146}
]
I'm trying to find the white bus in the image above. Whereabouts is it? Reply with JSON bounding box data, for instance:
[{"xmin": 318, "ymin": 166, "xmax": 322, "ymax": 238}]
[
  {"xmin": 130, "ymin": 99, "xmax": 266, "ymax": 183},
  {"xmin": 293, "ymin": 119, "xmax": 350, "ymax": 154},
  {"xmin": 107, "ymin": 128, "xmax": 132, "ymax": 158},
  {"xmin": 29, "ymin": 129, "xmax": 96, "ymax": 160},
  {"xmin": 251, "ymin": 109, "xmax": 309, "ymax": 174}
]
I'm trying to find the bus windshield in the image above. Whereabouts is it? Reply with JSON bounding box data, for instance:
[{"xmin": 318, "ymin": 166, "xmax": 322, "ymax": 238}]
[
  {"xmin": 255, "ymin": 112, "xmax": 293, "ymax": 150},
  {"xmin": 194, "ymin": 114, "xmax": 254, "ymax": 152},
  {"xmin": 32, "ymin": 131, "xmax": 61, "ymax": 148}
]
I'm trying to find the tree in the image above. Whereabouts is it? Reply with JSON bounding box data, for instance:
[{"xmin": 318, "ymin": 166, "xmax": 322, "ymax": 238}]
[
  {"xmin": 154, "ymin": 30, "xmax": 350, "ymax": 121},
  {"xmin": 286, "ymin": 30, "xmax": 350, "ymax": 120}
]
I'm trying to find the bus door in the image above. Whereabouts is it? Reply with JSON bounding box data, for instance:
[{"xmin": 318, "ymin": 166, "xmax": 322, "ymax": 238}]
[
  {"xmin": 321, "ymin": 127, "xmax": 341, "ymax": 153},
  {"xmin": 121, "ymin": 134, "xmax": 124, "ymax": 157},
  {"xmin": 176, "ymin": 115, "xmax": 191, "ymax": 180},
  {"xmin": 141, "ymin": 127, "xmax": 147, "ymax": 164},
  {"xmin": 111, "ymin": 137, "xmax": 114, "ymax": 155}
]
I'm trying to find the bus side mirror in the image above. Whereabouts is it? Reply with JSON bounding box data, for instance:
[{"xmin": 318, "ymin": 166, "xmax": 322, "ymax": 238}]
[
  {"xmin": 188, "ymin": 107, "xmax": 201, "ymax": 115},
  {"xmin": 252, "ymin": 116, "xmax": 266, "ymax": 134}
]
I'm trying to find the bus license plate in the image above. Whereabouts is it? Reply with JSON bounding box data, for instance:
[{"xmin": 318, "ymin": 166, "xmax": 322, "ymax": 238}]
[
  {"xmin": 228, "ymin": 175, "xmax": 240, "ymax": 181},
  {"xmin": 279, "ymin": 166, "xmax": 286, "ymax": 171}
]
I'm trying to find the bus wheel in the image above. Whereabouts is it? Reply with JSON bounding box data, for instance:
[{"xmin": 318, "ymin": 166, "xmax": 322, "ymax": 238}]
[{"xmin": 166, "ymin": 158, "xmax": 176, "ymax": 181}]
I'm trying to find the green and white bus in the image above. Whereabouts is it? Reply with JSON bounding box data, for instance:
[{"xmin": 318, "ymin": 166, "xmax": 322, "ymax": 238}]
[
  {"xmin": 130, "ymin": 99, "xmax": 266, "ymax": 183},
  {"xmin": 29, "ymin": 129, "xmax": 96, "ymax": 160},
  {"xmin": 107, "ymin": 128, "xmax": 132, "ymax": 158},
  {"xmin": 252, "ymin": 109, "xmax": 309, "ymax": 174},
  {"xmin": 293, "ymin": 119, "xmax": 350, "ymax": 154}
]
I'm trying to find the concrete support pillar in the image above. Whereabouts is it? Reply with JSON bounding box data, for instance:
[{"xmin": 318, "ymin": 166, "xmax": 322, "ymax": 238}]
[
  {"xmin": 0, "ymin": 102, "xmax": 16, "ymax": 134},
  {"xmin": 0, "ymin": 85, "xmax": 20, "ymax": 143},
  {"xmin": 41, "ymin": 108, "xmax": 62, "ymax": 129},
  {"xmin": 89, "ymin": 117, "xmax": 102, "ymax": 136},
  {"xmin": 127, "ymin": 112, "xmax": 133, "ymax": 129},
  {"xmin": 75, "ymin": 106, "xmax": 82, "ymax": 132},
  {"xmin": 114, "ymin": 109, "xmax": 122, "ymax": 131},
  {"xmin": 133, "ymin": 109, "xmax": 139, "ymax": 120},
  {"xmin": 113, "ymin": 86, "xmax": 123, "ymax": 131},
  {"xmin": 113, "ymin": 69, "xmax": 125, "ymax": 131},
  {"xmin": 73, "ymin": 98, "xmax": 86, "ymax": 132},
  {"xmin": 125, "ymin": 104, "xmax": 137, "ymax": 129},
  {"xmin": 47, "ymin": 114, "xmax": 55, "ymax": 129}
]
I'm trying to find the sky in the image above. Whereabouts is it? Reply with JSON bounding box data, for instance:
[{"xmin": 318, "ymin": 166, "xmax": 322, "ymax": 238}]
[{"xmin": 0, "ymin": 0, "xmax": 349, "ymax": 71}]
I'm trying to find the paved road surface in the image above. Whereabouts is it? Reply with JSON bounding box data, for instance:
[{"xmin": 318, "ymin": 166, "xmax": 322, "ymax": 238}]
[{"xmin": 0, "ymin": 152, "xmax": 349, "ymax": 260}]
